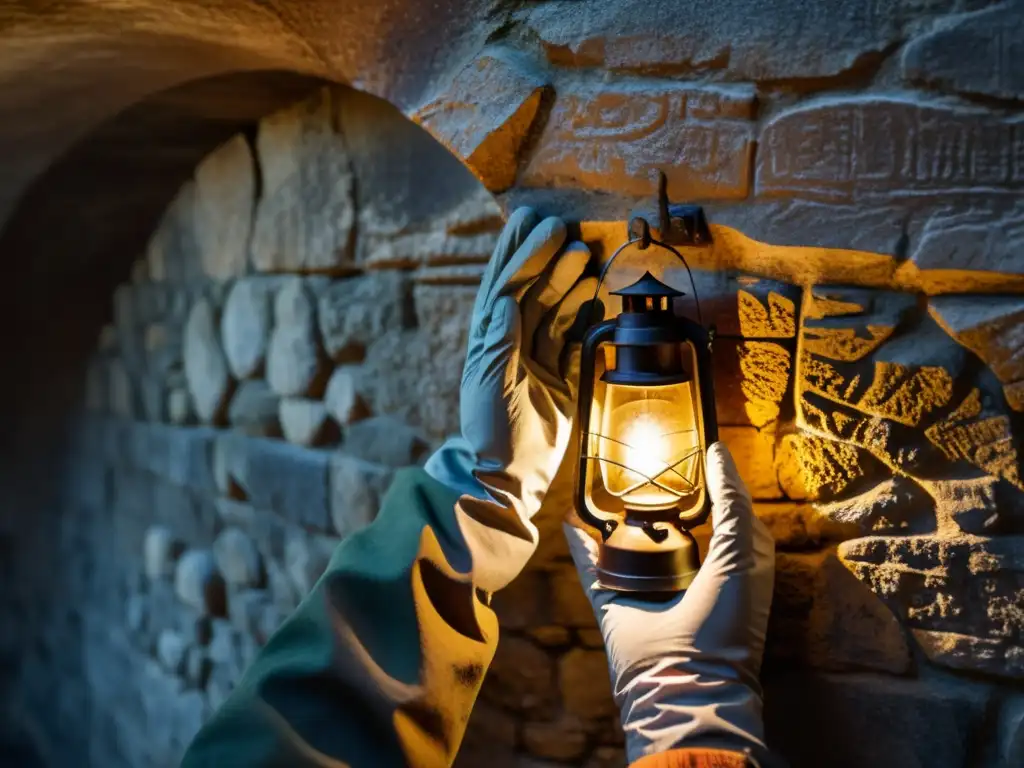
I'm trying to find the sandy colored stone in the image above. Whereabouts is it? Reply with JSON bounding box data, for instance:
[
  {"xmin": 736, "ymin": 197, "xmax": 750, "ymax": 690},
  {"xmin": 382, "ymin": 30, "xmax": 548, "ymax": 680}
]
[
  {"xmin": 251, "ymin": 88, "xmax": 355, "ymax": 273},
  {"xmin": 559, "ymin": 648, "xmax": 615, "ymax": 719},
  {"xmin": 193, "ymin": 133, "xmax": 254, "ymax": 280},
  {"xmin": 523, "ymin": 715, "xmax": 588, "ymax": 761},
  {"xmin": 913, "ymin": 629, "xmax": 1024, "ymax": 680},
  {"xmin": 527, "ymin": 626, "xmax": 572, "ymax": 648},
  {"xmin": 414, "ymin": 51, "xmax": 549, "ymax": 193},
  {"xmin": 523, "ymin": 81, "xmax": 754, "ymax": 200},
  {"xmin": 719, "ymin": 426, "xmax": 783, "ymax": 500},
  {"xmin": 550, "ymin": 564, "xmax": 596, "ymax": 629},
  {"xmin": 491, "ymin": 569, "xmax": 548, "ymax": 630},
  {"xmin": 483, "ymin": 636, "xmax": 557, "ymax": 715},
  {"xmin": 184, "ymin": 298, "xmax": 234, "ymax": 424}
]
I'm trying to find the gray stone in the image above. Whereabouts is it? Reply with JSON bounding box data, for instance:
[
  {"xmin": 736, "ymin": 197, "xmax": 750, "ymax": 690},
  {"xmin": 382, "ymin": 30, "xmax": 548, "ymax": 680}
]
[
  {"xmin": 912, "ymin": 629, "xmax": 1024, "ymax": 680},
  {"xmin": 108, "ymin": 359, "xmax": 135, "ymax": 418},
  {"xmin": 523, "ymin": 80, "xmax": 754, "ymax": 200},
  {"xmin": 329, "ymin": 454, "xmax": 392, "ymax": 538},
  {"xmin": 266, "ymin": 290, "xmax": 327, "ymax": 398},
  {"xmin": 217, "ymin": 434, "xmax": 332, "ymax": 530},
  {"xmin": 174, "ymin": 550, "xmax": 226, "ymax": 616},
  {"xmin": 317, "ymin": 272, "xmax": 414, "ymax": 363},
  {"xmin": 902, "ymin": 2, "xmax": 1024, "ymax": 102},
  {"xmin": 228, "ymin": 588, "xmax": 271, "ymax": 635},
  {"xmin": 763, "ymin": 671, "xmax": 990, "ymax": 768},
  {"xmin": 266, "ymin": 559, "xmax": 300, "ymax": 614},
  {"xmin": 279, "ymin": 397, "xmax": 338, "ymax": 447},
  {"xmin": 144, "ymin": 525, "xmax": 182, "ymax": 580},
  {"xmin": 757, "ymin": 96, "xmax": 1024, "ymax": 203},
  {"xmin": 207, "ymin": 619, "xmax": 237, "ymax": 667},
  {"xmin": 167, "ymin": 388, "xmax": 193, "ymax": 425},
  {"xmin": 184, "ymin": 298, "xmax": 234, "ymax": 423},
  {"xmin": 340, "ymin": 416, "xmax": 429, "ymax": 467},
  {"xmin": 140, "ymin": 424, "xmax": 218, "ymax": 493},
  {"xmin": 911, "ymin": 201, "xmax": 1024, "ymax": 275},
  {"xmin": 284, "ymin": 530, "xmax": 338, "ymax": 597},
  {"xmin": 362, "ymin": 231, "xmax": 497, "ymax": 269},
  {"xmin": 147, "ymin": 180, "xmax": 200, "ymax": 282},
  {"xmin": 324, "ymin": 365, "xmax": 370, "ymax": 425},
  {"xmin": 221, "ymin": 277, "xmax": 282, "ymax": 379},
  {"xmin": 213, "ymin": 527, "xmax": 263, "ymax": 588},
  {"xmin": 413, "ymin": 50, "xmax": 549, "ymax": 193},
  {"xmin": 193, "ymin": 133, "xmax": 255, "ymax": 280},
  {"xmin": 227, "ymin": 379, "xmax": 281, "ymax": 437},
  {"xmin": 126, "ymin": 593, "xmax": 148, "ymax": 635},
  {"xmin": 183, "ymin": 646, "xmax": 211, "ymax": 690},
  {"xmin": 156, "ymin": 629, "xmax": 187, "ymax": 674},
  {"xmin": 251, "ymin": 88, "xmax": 356, "ymax": 273}
]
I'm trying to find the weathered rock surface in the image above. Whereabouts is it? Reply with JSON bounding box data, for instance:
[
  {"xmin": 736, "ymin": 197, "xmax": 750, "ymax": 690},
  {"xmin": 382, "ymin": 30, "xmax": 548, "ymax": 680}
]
[
  {"xmin": 559, "ymin": 649, "xmax": 615, "ymax": 719},
  {"xmin": 279, "ymin": 397, "xmax": 337, "ymax": 447},
  {"xmin": 212, "ymin": 527, "xmax": 262, "ymax": 588},
  {"xmin": 324, "ymin": 365, "xmax": 369, "ymax": 425},
  {"xmin": 719, "ymin": 426, "xmax": 783, "ymax": 500},
  {"xmin": 757, "ymin": 96, "xmax": 1024, "ymax": 203},
  {"xmin": 221, "ymin": 277, "xmax": 282, "ymax": 379},
  {"xmin": 523, "ymin": 715, "xmax": 588, "ymax": 761},
  {"xmin": 523, "ymin": 81, "xmax": 754, "ymax": 200},
  {"xmin": 284, "ymin": 530, "xmax": 338, "ymax": 598},
  {"xmin": 415, "ymin": 51, "xmax": 549, "ymax": 193},
  {"xmin": 483, "ymin": 636, "xmax": 557, "ymax": 715},
  {"xmin": 144, "ymin": 526, "xmax": 182, "ymax": 580},
  {"xmin": 227, "ymin": 380, "xmax": 281, "ymax": 437},
  {"xmin": 329, "ymin": 454, "xmax": 392, "ymax": 538},
  {"xmin": 317, "ymin": 272, "xmax": 414, "ymax": 362},
  {"xmin": 251, "ymin": 88, "xmax": 355, "ymax": 273},
  {"xmin": 192, "ymin": 134, "xmax": 254, "ymax": 280},
  {"xmin": 174, "ymin": 550, "xmax": 226, "ymax": 616},
  {"xmin": 184, "ymin": 299, "xmax": 233, "ymax": 424},
  {"xmin": 340, "ymin": 416, "xmax": 429, "ymax": 467},
  {"xmin": 902, "ymin": 2, "xmax": 1024, "ymax": 102},
  {"xmin": 266, "ymin": 280, "xmax": 327, "ymax": 397}
]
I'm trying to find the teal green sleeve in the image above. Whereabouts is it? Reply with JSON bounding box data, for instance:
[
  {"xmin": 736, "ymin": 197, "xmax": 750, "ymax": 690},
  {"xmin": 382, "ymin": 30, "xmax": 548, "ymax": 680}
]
[{"xmin": 181, "ymin": 468, "xmax": 499, "ymax": 768}]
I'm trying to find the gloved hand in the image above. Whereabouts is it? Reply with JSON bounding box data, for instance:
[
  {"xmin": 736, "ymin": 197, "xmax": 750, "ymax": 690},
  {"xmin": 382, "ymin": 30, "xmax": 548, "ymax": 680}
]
[
  {"xmin": 426, "ymin": 207, "xmax": 596, "ymax": 593},
  {"xmin": 564, "ymin": 443, "xmax": 775, "ymax": 765}
]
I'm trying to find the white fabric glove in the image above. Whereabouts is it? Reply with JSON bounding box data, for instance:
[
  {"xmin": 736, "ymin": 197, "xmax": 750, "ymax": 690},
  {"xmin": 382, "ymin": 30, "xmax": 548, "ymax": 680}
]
[
  {"xmin": 565, "ymin": 443, "xmax": 776, "ymax": 765},
  {"xmin": 426, "ymin": 207, "xmax": 596, "ymax": 593}
]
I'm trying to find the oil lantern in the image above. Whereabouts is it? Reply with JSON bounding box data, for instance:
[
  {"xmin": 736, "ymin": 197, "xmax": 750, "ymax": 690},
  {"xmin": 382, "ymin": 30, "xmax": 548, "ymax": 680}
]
[{"xmin": 574, "ymin": 218, "xmax": 717, "ymax": 593}]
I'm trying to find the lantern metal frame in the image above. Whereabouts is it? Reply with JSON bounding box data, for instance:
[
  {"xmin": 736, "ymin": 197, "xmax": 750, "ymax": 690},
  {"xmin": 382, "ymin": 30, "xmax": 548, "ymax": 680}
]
[{"xmin": 573, "ymin": 216, "xmax": 718, "ymax": 592}]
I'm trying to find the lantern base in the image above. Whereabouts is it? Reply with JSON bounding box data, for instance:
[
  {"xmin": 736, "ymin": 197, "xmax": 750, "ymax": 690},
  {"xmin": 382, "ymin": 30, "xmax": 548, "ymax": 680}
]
[{"xmin": 596, "ymin": 523, "xmax": 700, "ymax": 594}]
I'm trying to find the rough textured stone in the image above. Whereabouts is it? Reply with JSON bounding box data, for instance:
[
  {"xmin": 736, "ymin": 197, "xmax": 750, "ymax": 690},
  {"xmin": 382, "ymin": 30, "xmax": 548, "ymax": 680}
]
[
  {"xmin": 227, "ymin": 379, "xmax": 281, "ymax": 437},
  {"xmin": 340, "ymin": 416, "xmax": 429, "ymax": 467},
  {"xmin": 912, "ymin": 629, "xmax": 1024, "ymax": 679},
  {"xmin": 902, "ymin": 2, "xmax": 1024, "ymax": 102},
  {"xmin": 143, "ymin": 525, "xmax": 181, "ymax": 580},
  {"xmin": 156, "ymin": 629, "xmax": 187, "ymax": 674},
  {"xmin": 324, "ymin": 365, "xmax": 370, "ymax": 425},
  {"xmin": 266, "ymin": 280, "xmax": 327, "ymax": 398},
  {"xmin": 146, "ymin": 180, "xmax": 199, "ymax": 283},
  {"xmin": 193, "ymin": 133, "xmax": 254, "ymax": 280},
  {"xmin": 167, "ymin": 388, "xmax": 193, "ymax": 425},
  {"xmin": 559, "ymin": 649, "xmax": 615, "ymax": 720},
  {"xmin": 213, "ymin": 527, "xmax": 263, "ymax": 588},
  {"xmin": 911, "ymin": 200, "xmax": 1024, "ymax": 274},
  {"xmin": 317, "ymin": 272, "xmax": 414, "ymax": 363},
  {"xmin": 284, "ymin": 529, "xmax": 338, "ymax": 597},
  {"xmin": 483, "ymin": 636, "xmax": 558, "ymax": 715},
  {"xmin": 279, "ymin": 397, "xmax": 337, "ymax": 447},
  {"xmin": 757, "ymin": 97, "xmax": 1024, "ymax": 203},
  {"xmin": 523, "ymin": 81, "xmax": 754, "ymax": 200},
  {"xmin": 492, "ymin": 569, "xmax": 549, "ymax": 630},
  {"xmin": 329, "ymin": 454, "xmax": 392, "ymax": 538},
  {"xmin": 523, "ymin": 715, "xmax": 588, "ymax": 761},
  {"xmin": 184, "ymin": 298, "xmax": 233, "ymax": 423},
  {"xmin": 174, "ymin": 550, "xmax": 226, "ymax": 616},
  {"xmin": 414, "ymin": 50, "xmax": 549, "ymax": 193},
  {"xmin": 251, "ymin": 88, "xmax": 355, "ymax": 273},
  {"xmin": 768, "ymin": 549, "xmax": 911, "ymax": 674},
  {"xmin": 362, "ymin": 231, "xmax": 497, "ymax": 269},
  {"xmin": 550, "ymin": 565, "xmax": 596, "ymax": 629},
  {"xmin": 719, "ymin": 426, "xmax": 783, "ymax": 500},
  {"xmin": 221, "ymin": 277, "xmax": 282, "ymax": 379},
  {"xmin": 217, "ymin": 434, "xmax": 332, "ymax": 530},
  {"xmin": 764, "ymin": 671, "xmax": 990, "ymax": 768}
]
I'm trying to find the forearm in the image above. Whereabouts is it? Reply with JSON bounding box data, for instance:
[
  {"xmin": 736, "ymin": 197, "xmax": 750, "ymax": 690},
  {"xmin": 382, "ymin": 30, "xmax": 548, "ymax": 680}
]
[{"xmin": 182, "ymin": 468, "xmax": 499, "ymax": 768}]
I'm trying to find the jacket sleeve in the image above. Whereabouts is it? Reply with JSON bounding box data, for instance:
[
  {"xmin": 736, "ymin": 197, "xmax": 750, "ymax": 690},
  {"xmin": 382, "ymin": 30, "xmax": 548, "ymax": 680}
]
[
  {"xmin": 181, "ymin": 467, "xmax": 500, "ymax": 768},
  {"xmin": 631, "ymin": 748, "xmax": 752, "ymax": 767}
]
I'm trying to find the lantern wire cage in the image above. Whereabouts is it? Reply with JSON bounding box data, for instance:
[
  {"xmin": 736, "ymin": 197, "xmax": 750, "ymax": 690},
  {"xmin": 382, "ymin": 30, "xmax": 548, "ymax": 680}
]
[{"xmin": 581, "ymin": 216, "xmax": 709, "ymax": 512}]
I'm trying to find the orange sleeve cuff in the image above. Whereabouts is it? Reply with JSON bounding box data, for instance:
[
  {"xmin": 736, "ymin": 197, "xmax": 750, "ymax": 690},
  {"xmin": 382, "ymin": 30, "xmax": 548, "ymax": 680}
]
[{"xmin": 630, "ymin": 747, "xmax": 750, "ymax": 768}]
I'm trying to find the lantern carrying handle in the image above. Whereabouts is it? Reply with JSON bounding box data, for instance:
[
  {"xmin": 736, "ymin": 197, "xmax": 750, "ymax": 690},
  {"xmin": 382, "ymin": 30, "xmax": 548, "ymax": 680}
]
[{"xmin": 588, "ymin": 216, "xmax": 704, "ymax": 327}]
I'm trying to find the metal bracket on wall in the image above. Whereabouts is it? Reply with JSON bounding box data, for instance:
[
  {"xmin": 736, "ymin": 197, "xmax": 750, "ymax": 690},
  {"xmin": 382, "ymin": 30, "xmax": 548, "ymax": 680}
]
[{"xmin": 650, "ymin": 170, "xmax": 713, "ymax": 247}]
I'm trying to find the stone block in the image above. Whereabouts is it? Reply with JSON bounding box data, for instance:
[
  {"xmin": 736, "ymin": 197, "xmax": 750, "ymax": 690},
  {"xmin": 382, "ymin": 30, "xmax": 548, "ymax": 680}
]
[
  {"xmin": 167, "ymin": 388, "xmax": 193, "ymax": 425},
  {"xmin": 678, "ymin": 272, "xmax": 800, "ymax": 339},
  {"xmin": 193, "ymin": 133, "xmax": 254, "ymax": 280},
  {"xmin": 766, "ymin": 671, "xmax": 990, "ymax": 768},
  {"xmin": 183, "ymin": 646, "xmax": 211, "ymax": 690},
  {"xmin": 911, "ymin": 201, "xmax": 1024, "ymax": 275},
  {"xmin": 767, "ymin": 549, "xmax": 911, "ymax": 674},
  {"xmin": 329, "ymin": 454, "xmax": 392, "ymax": 538},
  {"xmin": 146, "ymin": 179, "xmax": 200, "ymax": 283},
  {"xmin": 482, "ymin": 636, "xmax": 557, "ymax": 715},
  {"xmin": 228, "ymin": 587, "xmax": 271, "ymax": 636},
  {"xmin": 491, "ymin": 569, "xmax": 549, "ymax": 630},
  {"xmin": 317, "ymin": 272, "xmax": 415, "ymax": 363},
  {"xmin": 213, "ymin": 527, "xmax": 263, "ymax": 588},
  {"xmin": 156, "ymin": 629, "xmax": 187, "ymax": 674},
  {"xmin": 228, "ymin": 380, "xmax": 281, "ymax": 438},
  {"xmin": 137, "ymin": 423, "xmax": 218, "ymax": 493},
  {"xmin": 719, "ymin": 426, "xmax": 783, "ymax": 500},
  {"xmin": 753, "ymin": 502, "xmax": 854, "ymax": 549},
  {"xmin": 217, "ymin": 434, "xmax": 332, "ymax": 531},
  {"xmin": 284, "ymin": 529, "xmax": 338, "ymax": 597},
  {"xmin": 221, "ymin": 277, "xmax": 284, "ymax": 379},
  {"xmin": 912, "ymin": 629, "xmax": 1024, "ymax": 680},
  {"xmin": 528, "ymin": 626, "xmax": 572, "ymax": 648},
  {"xmin": 523, "ymin": 81, "xmax": 754, "ymax": 200},
  {"xmin": 362, "ymin": 231, "xmax": 497, "ymax": 269},
  {"xmin": 174, "ymin": 550, "xmax": 226, "ymax": 616},
  {"xmin": 340, "ymin": 416, "xmax": 429, "ymax": 467},
  {"xmin": 279, "ymin": 397, "xmax": 338, "ymax": 447},
  {"xmin": 266, "ymin": 318, "xmax": 327, "ymax": 400},
  {"xmin": 713, "ymin": 338, "xmax": 794, "ymax": 428},
  {"xmin": 144, "ymin": 525, "xmax": 182, "ymax": 580},
  {"xmin": 251, "ymin": 88, "xmax": 355, "ymax": 273},
  {"xmin": 184, "ymin": 298, "xmax": 234, "ymax": 424},
  {"xmin": 585, "ymin": 747, "xmax": 627, "ymax": 768},
  {"xmin": 414, "ymin": 50, "xmax": 549, "ymax": 192},
  {"xmin": 550, "ymin": 565, "xmax": 596, "ymax": 629},
  {"xmin": 757, "ymin": 96, "xmax": 1024, "ymax": 203},
  {"xmin": 523, "ymin": 715, "xmax": 588, "ymax": 761},
  {"xmin": 108, "ymin": 359, "xmax": 136, "ymax": 419},
  {"xmin": 324, "ymin": 365, "xmax": 370, "ymax": 425},
  {"xmin": 559, "ymin": 648, "xmax": 615, "ymax": 720},
  {"xmin": 902, "ymin": 2, "xmax": 1024, "ymax": 103},
  {"xmin": 812, "ymin": 476, "xmax": 936, "ymax": 537}
]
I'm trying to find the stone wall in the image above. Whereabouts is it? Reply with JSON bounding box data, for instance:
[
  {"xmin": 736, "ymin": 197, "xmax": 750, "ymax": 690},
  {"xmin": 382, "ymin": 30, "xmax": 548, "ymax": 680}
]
[{"xmin": 5, "ymin": 3, "xmax": 1024, "ymax": 767}]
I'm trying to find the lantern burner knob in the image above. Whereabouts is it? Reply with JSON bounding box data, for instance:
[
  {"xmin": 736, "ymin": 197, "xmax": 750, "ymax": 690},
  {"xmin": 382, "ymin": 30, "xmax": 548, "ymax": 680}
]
[{"xmin": 612, "ymin": 271, "xmax": 683, "ymax": 314}]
